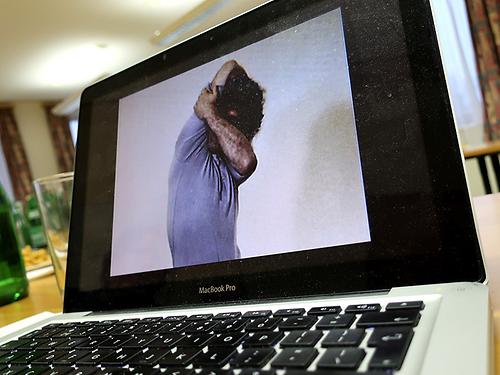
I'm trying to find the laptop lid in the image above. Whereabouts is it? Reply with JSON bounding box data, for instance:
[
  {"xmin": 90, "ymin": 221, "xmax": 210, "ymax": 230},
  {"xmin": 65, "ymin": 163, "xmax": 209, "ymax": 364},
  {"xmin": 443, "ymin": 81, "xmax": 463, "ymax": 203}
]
[{"xmin": 64, "ymin": 0, "xmax": 485, "ymax": 313}]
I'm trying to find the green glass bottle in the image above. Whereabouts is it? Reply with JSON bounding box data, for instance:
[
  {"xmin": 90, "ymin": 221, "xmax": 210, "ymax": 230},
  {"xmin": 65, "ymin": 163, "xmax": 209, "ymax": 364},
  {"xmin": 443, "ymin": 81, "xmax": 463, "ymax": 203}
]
[{"xmin": 0, "ymin": 184, "xmax": 29, "ymax": 306}]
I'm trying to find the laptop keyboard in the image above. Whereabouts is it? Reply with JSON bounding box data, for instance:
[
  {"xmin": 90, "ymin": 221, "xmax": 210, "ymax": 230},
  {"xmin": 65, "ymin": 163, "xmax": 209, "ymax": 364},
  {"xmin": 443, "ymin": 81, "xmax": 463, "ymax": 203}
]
[{"xmin": 0, "ymin": 300, "xmax": 424, "ymax": 375}]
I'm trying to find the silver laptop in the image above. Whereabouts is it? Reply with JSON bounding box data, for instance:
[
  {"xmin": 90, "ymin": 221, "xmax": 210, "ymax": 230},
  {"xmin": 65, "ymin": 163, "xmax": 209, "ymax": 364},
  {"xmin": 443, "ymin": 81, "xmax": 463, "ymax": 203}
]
[{"xmin": 0, "ymin": 0, "xmax": 492, "ymax": 374}]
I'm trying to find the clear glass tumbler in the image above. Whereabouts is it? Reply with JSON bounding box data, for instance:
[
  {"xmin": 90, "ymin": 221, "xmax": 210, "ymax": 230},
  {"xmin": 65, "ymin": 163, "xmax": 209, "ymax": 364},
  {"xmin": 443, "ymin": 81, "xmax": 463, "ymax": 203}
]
[{"xmin": 33, "ymin": 172, "xmax": 73, "ymax": 295}]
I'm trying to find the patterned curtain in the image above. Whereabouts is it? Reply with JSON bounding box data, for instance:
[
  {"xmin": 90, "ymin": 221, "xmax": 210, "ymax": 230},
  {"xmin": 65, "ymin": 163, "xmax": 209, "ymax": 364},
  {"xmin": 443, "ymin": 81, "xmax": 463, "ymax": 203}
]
[
  {"xmin": 465, "ymin": 0, "xmax": 500, "ymax": 141},
  {"xmin": 0, "ymin": 107, "xmax": 34, "ymax": 200},
  {"xmin": 44, "ymin": 105, "xmax": 75, "ymax": 172}
]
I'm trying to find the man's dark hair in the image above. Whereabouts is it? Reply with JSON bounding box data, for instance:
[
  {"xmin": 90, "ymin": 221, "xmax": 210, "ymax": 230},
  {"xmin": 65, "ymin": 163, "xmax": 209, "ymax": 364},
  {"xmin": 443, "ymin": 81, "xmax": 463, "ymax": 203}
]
[{"xmin": 216, "ymin": 73, "xmax": 265, "ymax": 140}]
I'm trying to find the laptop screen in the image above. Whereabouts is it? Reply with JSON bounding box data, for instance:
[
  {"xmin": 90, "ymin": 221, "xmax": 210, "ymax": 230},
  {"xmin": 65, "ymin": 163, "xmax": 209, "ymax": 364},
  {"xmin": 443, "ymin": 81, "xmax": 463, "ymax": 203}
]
[
  {"xmin": 65, "ymin": 0, "xmax": 484, "ymax": 312},
  {"xmin": 110, "ymin": 8, "xmax": 371, "ymax": 276}
]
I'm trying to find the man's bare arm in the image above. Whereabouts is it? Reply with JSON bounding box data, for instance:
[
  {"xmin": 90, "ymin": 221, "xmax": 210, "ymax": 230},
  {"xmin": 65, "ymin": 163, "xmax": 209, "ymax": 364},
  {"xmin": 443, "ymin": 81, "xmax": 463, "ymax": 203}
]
[{"xmin": 195, "ymin": 88, "xmax": 257, "ymax": 176}]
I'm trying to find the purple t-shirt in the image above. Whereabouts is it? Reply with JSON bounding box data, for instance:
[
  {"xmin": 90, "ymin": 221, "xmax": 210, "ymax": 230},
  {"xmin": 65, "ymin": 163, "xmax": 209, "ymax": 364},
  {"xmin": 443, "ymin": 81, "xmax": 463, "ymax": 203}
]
[{"xmin": 167, "ymin": 113, "xmax": 248, "ymax": 268}]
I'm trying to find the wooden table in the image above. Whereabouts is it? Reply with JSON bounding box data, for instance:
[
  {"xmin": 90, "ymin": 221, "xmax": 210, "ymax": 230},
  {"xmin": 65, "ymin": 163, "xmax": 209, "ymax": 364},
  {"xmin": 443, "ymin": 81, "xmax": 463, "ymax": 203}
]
[
  {"xmin": 1, "ymin": 194, "xmax": 500, "ymax": 372},
  {"xmin": 463, "ymin": 142, "xmax": 500, "ymax": 194}
]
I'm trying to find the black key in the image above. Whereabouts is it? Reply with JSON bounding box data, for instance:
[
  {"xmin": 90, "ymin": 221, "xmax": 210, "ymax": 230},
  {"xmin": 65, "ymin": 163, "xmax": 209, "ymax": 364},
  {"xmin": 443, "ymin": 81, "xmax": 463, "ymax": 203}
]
[
  {"xmin": 101, "ymin": 349, "xmax": 142, "ymax": 366},
  {"xmin": 16, "ymin": 366, "xmax": 47, "ymax": 375},
  {"xmin": 158, "ymin": 347, "xmax": 201, "ymax": 366},
  {"xmin": 230, "ymin": 348, "xmax": 275, "ymax": 368},
  {"xmin": 307, "ymin": 306, "xmax": 342, "ymax": 316},
  {"xmin": 129, "ymin": 348, "xmax": 169, "ymax": 367},
  {"xmin": 0, "ymin": 351, "xmax": 24, "ymax": 364},
  {"xmin": 187, "ymin": 314, "xmax": 213, "ymax": 321},
  {"xmin": 148, "ymin": 334, "xmax": 183, "ymax": 348},
  {"xmin": 98, "ymin": 336, "xmax": 132, "ymax": 349},
  {"xmin": 271, "ymin": 348, "xmax": 317, "ymax": 368},
  {"xmin": 32, "ymin": 351, "xmax": 66, "ymax": 365},
  {"xmin": 70, "ymin": 367, "xmax": 99, "ymax": 375},
  {"xmin": 36, "ymin": 329, "xmax": 66, "ymax": 339},
  {"xmin": 386, "ymin": 301, "xmax": 424, "ymax": 311},
  {"xmin": 11, "ymin": 350, "xmax": 49, "ymax": 364},
  {"xmin": 18, "ymin": 339, "xmax": 48, "ymax": 351},
  {"xmin": 369, "ymin": 342, "xmax": 412, "ymax": 370},
  {"xmin": 0, "ymin": 340, "xmax": 31, "ymax": 350},
  {"xmin": 177, "ymin": 334, "xmax": 213, "ymax": 348},
  {"xmin": 368, "ymin": 327, "xmax": 414, "ymax": 347},
  {"xmin": 117, "ymin": 319, "xmax": 140, "ymax": 325},
  {"xmin": 279, "ymin": 316, "xmax": 317, "ymax": 331},
  {"xmin": 239, "ymin": 370, "xmax": 276, "ymax": 375},
  {"xmin": 193, "ymin": 347, "xmax": 236, "ymax": 367},
  {"xmin": 280, "ymin": 331, "xmax": 322, "ymax": 347},
  {"xmin": 100, "ymin": 369, "xmax": 129, "ymax": 375},
  {"xmin": 159, "ymin": 322, "xmax": 192, "ymax": 334},
  {"xmin": 121, "ymin": 336, "xmax": 156, "ymax": 349},
  {"xmin": 357, "ymin": 310, "xmax": 421, "ymax": 328},
  {"xmin": 58, "ymin": 338, "xmax": 89, "ymax": 350},
  {"xmin": 132, "ymin": 323, "xmax": 165, "ymax": 335},
  {"xmin": 316, "ymin": 314, "xmax": 355, "ymax": 329},
  {"xmin": 53, "ymin": 327, "xmax": 80, "ymax": 338},
  {"xmin": 76, "ymin": 337, "xmax": 108, "ymax": 350},
  {"xmin": 345, "ymin": 304, "xmax": 381, "ymax": 313},
  {"xmin": 107, "ymin": 325, "xmax": 137, "ymax": 336},
  {"xmin": 321, "ymin": 329, "xmax": 366, "ymax": 347},
  {"xmin": 245, "ymin": 318, "xmax": 281, "ymax": 332},
  {"xmin": 161, "ymin": 370, "xmax": 193, "ymax": 375},
  {"xmin": 317, "ymin": 348, "xmax": 366, "ymax": 370},
  {"xmin": 42, "ymin": 366, "xmax": 74, "ymax": 375},
  {"xmin": 39, "ymin": 338, "xmax": 70, "ymax": 350},
  {"xmin": 242, "ymin": 311, "xmax": 271, "ymax": 319},
  {"xmin": 185, "ymin": 321, "xmax": 218, "ymax": 334},
  {"xmin": 84, "ymin": 326, "xmax": 114, "ymax": 337},
  {"xmin": 285, "ymin": 371, "xmax": 387, "ymax": 375},
  {"xmin": 214, "ymin": 319, "xmax": 247, "ymax": 333},
  {"xmin": 140, "ymin": 317, "xmax": 163, "ymax": 323},
  {"xmin": 53, "ymin": 350, "xmax": 91, "ymax": 365},
  {"xmin": 94, "ymin": 320, "xmax": 118, "ymax": 326},
  {"xmin": 210, "ymin": 332, "xmax": 246, "ymax": 347},
  {"xmin": 243, "ymin": 332, "xmax": 284, "ymax": 348},
  {"xmin": 162, "ymin": 316, "xmax": 187, "ymax": 322},
  {"xmin": 129, "ymin": 367, "xmax": 162, "ymax": 375},
  {"xmin": 76, "ymin": 349, "xmax": 114, "ymax": 365},
  {"xmin": 214, "ymin": 312, "xmax": 241, "ymax": 320},
  {"xmin": 197, "ymin": 370, "xmax": 229, "ymax": 375},
  {"xmin": 19, "ymin": 330, "xmax": 43, "ymax": 340},
  {"xmin": 0, "ymin": 366, "xmax": 24, "ymax": 375},
  {"xmin": 273, "ymin": 309, "xmax": 305, "ymax": 317}
]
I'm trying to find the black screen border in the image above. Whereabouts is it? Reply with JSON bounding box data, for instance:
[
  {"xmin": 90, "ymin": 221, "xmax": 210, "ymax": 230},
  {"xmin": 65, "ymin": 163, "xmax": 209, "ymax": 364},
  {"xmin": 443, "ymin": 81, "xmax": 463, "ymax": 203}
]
[{"xmin": 64, "ymin": 0, "xmax": 485, "ymax": 313}]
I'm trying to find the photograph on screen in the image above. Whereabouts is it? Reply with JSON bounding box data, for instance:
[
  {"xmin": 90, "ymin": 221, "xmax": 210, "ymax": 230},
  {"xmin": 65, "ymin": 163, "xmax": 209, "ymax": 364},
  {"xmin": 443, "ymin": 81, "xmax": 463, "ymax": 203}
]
[{"xmin": 110, "ymin": 7, "xmax": 371, "ymax": 277}]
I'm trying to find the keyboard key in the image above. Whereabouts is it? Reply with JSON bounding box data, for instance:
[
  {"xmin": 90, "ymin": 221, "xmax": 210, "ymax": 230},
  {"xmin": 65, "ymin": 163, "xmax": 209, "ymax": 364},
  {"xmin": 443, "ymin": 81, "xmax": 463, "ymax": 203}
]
[
  {"xmin": 386, "ymin": 301, "xmax": 424, "ymax": 311},
  {"xmin": 159, "ymin": 322, "xmax": 192, "ymax": 334},
  {"xmin": 76, "ymin": 349, "xmax": 114, "ymax": 365},
  {"xmin": 122, "ymin": 336, "xmax": 156, "ymax": 349},
  {"xmin": 98, "ymin": 336, "xmax": 133, "ymax": 349},
  {"xmin": 345, "ymin": 304, "xmax": 381, "ymax": 313},
  {"xmin": 243, "ymin": 332, "xmax": 284, "ymax": 347},
  {"xmin": 214, "ymin": 319, "xmax": 248, "ymax": 333},
  {"xmin": 197, "ymin": 370, "xmax": 229, "ymax": 375},
  {"xmin": 273, "ymin": 309, "xmax": 305, "ymax": 317},
  {"xmin": 129, "ymin": 368, "xmax": 162, "ymax": 375},
  {"xmin": 13, "ymin": 366, "xmax": 47, "ymax": 375},
  {"xmin": 129, "ymin": 348, "xmax": 169, "ymax": 367},
  {"xmin": 117, "ymin": 319, "xmax": 140, "ymax": 325},
  {"xmin": 369, "ymin": 342, "xmax": 412, "ymax": 370},
  {"xmin": 230, "ymin": 348, "xmax": 276, "ymax": 367},
  {"xmin": 177, "ymin": 334, "xmax": 213, "ymax": 348},
  {"xmin": 307, "ymin": 306, "xmax": 342, "ymax": 315},
  {"xmin": 19, "ymin": 330, "xmax": 43, "ymax": 340},
  {"xmin": 160, "ymin": 370, "xmax": 193, "ymax": 375},
  {"xmin": 245, "ymin": 318, "xmax": 281, "ymax": 332},
  {"xmin": 132, "ymin": 323, "xmax": 165, "ymax": 335},
  {"xmin": 316, "ymin": 314, "xmax": 355, "ymax": 329},
  {"xmin": 321, "ymin": 329, "xmax": 365, "ymax": 347},
  {"xmin": 239, "ymin": 370, "xmax": 276, "ymax": 375},
  {"xmin": 271, "ymin": 348, "xmax": 317, "ymax": 368},
  {"xmin": 243, "ymin": 311, "xmax": 272, "ymax": 319},
  {"xmin": 32, "ymin": 351, "xmax": 66, "ymax": 365},
  {"xmin": 280, "ymin": 331, "xmax": 322, "ymax": 347},
  {"xmin": 210, "ymin": 332, "xmax": 247, "ymax": 347},
  {"xmin": 187, "ymin": 314, "xmax": 213, "ymax": 321},
  {"xmin": 71, "ymin": 367, "xmax": 99, "ymax": 375},
  {"xmin": 11, "ymin": 350, "xmax": 47, "ymax": 364},
  {"xmin": 317, "ymin": 348, "xmax": 366, "ymax": 370},
  {"xmin": 53, "ymin": 350, "xmax": 91, "ymax": 365},
  {"xmin": 214, "ymin": 312, "xmax": 242, "ymax": 320},
  {"xmin": 0, "ymin": 352, "xmax": 24, "ymax": 364},
  {"xmin": 140, "ymin": 317, "xmax": 163, "ymax": 323},
  {"xmin": 185, "ymin": 321, "xmax": 218, "ymax": 334},
  {"xmin": 368, "ymin": 327, "xmax": 414, "ymax": 347},
  {"xmin": 101, "ymin": 349, "xmax": 142, "ymax": 366},
  {"xmin": 18, "ymin": 339, "xmax": 48, "ymax": 350},
  {"xmin": 357, "ymin": 310, "xmax": 421, "ymax": 328},
  {"xmin": 193, "ymin": 348, "xmax": 236, "ymax": 367},
  {"xmin": 0, "ymin": 340, "xmax": 31, "ymax": 350},
  {"xmin": 42, "ymin": 366, "xmax": 74, "ymax": 375},
  {"xmin": 148, "ymin": 334, "xmax": 183, "ymax": 348},
  {"xmin": 100, "ymin": 369, "xmax": 130, "ymax": 375},
  {"xmin": 57, "ymin": 338, "xmax": 89, "ymax": 351},
  {"xmin": 162, "ymin": 316, "xmax": 187, "ymax": 322},
  {"xmin": 158, "ymin": 347, "xmax": 201, "ymax": 366},
  {"xmin": 279, "ymin": 316, "xmax": 317, "ymax": 331}
]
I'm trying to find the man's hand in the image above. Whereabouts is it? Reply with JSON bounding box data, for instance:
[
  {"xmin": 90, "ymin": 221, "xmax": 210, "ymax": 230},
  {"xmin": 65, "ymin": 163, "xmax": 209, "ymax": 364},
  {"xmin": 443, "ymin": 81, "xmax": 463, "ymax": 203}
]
[{"xmin": 194, "ymin": 87, "xmax": 217, "ymax": 121}]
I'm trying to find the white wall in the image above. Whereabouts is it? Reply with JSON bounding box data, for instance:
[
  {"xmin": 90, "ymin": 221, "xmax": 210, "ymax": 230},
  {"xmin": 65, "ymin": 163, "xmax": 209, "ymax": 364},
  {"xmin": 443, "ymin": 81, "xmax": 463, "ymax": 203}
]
[{"xmin": 13, "ymin": 102, "xmax": 59, "ymax": 180}]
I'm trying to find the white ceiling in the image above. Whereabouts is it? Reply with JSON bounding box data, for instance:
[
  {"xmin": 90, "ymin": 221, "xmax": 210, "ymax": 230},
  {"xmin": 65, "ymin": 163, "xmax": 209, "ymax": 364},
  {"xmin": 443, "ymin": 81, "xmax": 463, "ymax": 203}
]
[{"xmin": 0, "ymin": 0, "xmax": 210, "ymax": 102}]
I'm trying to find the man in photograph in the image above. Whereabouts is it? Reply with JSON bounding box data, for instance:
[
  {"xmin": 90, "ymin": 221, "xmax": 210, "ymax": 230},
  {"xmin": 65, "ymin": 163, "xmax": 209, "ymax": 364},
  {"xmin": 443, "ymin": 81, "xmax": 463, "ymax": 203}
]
[{"xmin": 167, "ymin": 60, "xmax": 265, "ymax": 268}]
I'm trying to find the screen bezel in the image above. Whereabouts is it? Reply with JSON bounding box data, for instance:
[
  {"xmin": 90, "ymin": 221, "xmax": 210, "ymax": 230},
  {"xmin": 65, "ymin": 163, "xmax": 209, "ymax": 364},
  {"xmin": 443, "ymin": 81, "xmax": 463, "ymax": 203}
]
[{"xmin": 64, "ymin": 0, "xmax": 485, "ymax": 313}]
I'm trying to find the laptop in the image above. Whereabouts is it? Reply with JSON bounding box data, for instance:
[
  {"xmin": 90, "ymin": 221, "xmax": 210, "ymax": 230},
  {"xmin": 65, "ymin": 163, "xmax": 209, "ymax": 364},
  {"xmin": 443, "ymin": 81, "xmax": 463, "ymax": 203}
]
[{"xmin": 0, "ymin": 0, "xmax": 492, "ymax": 374}]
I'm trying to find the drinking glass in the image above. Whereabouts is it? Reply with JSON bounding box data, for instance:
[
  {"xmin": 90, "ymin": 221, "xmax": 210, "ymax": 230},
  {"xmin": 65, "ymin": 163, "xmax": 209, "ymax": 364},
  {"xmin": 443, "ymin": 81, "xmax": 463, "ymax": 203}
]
[{"xmin": 33, "ymin": 172, "xmax": 73, "ymax": 295}]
